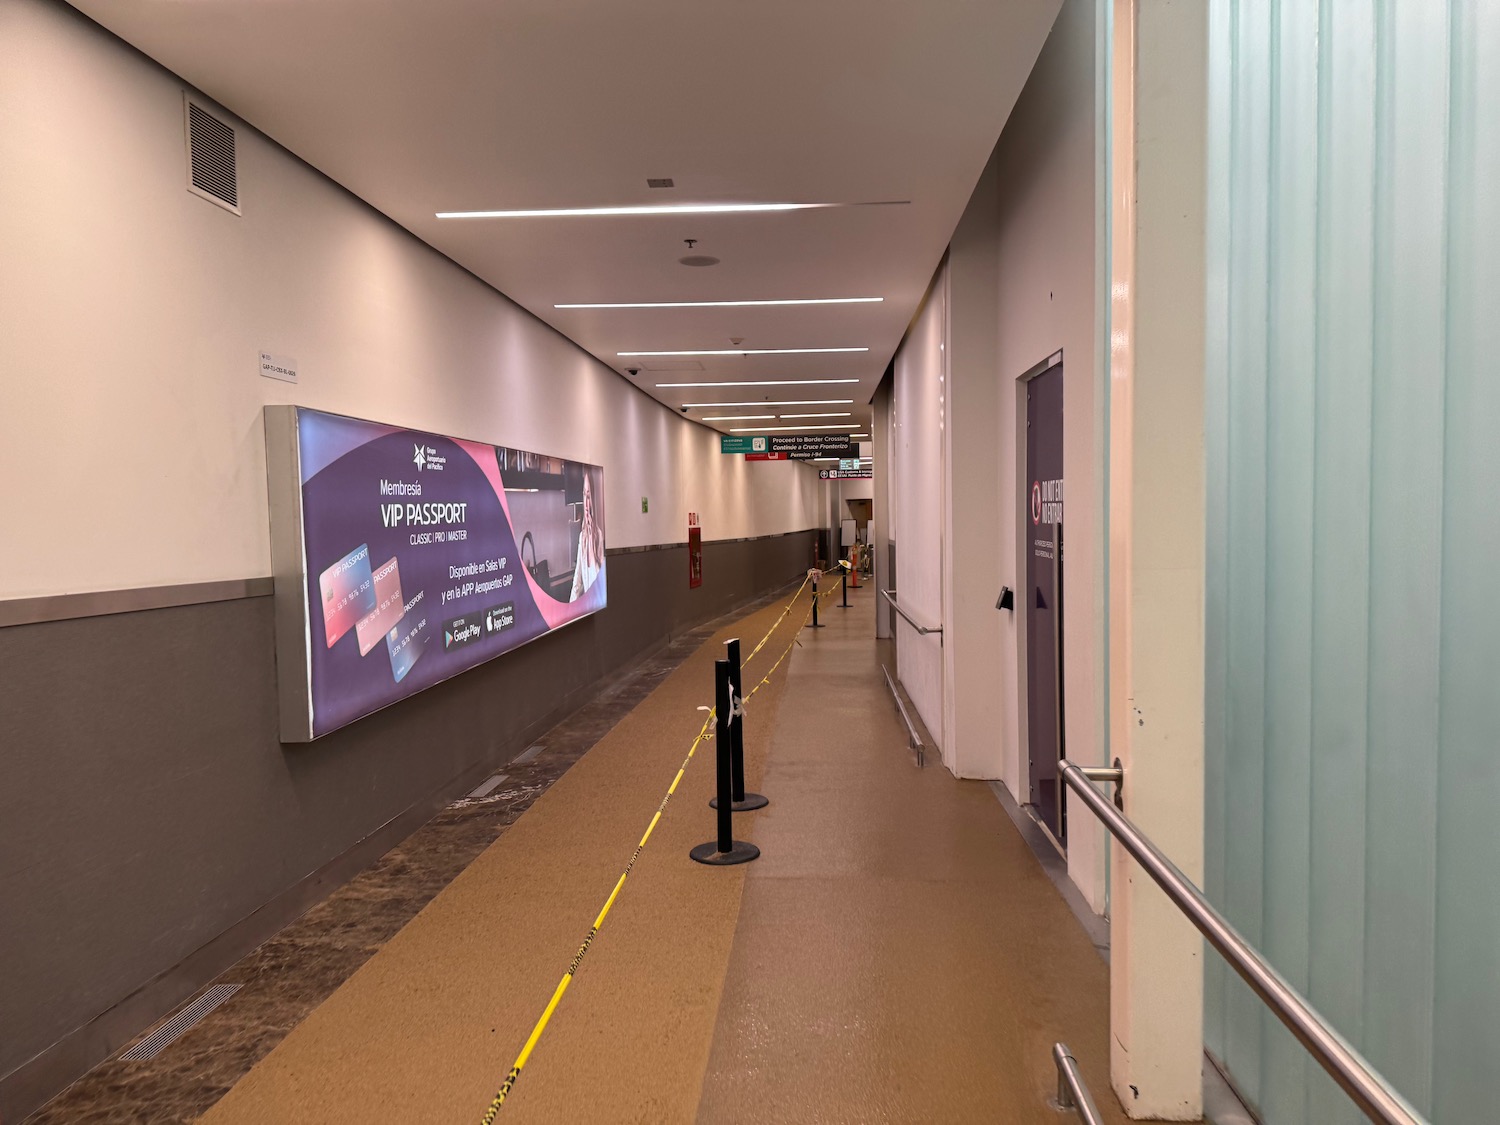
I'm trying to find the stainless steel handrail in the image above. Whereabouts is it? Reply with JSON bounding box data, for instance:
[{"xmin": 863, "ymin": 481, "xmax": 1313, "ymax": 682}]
[
  {"xmin": 1075, "ymin": 764, "xmax": 1121, "ymax": 784},
  {"xmin": 880, "ymin": 589, "xmax": 943, "ymax": 636},
  {"xmin": 1058, "ymin": 759, "xmax": 1428, "ymax": 1125},
  {"xmin": 1051, "ymin": 1043, "xmax": 1103, "ymax": 1125},
  {"xmin": 879, "ymin": 663, "xmax": 925, "ymax": 766}
]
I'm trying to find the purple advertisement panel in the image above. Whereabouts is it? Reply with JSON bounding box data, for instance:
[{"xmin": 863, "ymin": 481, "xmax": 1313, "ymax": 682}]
[{"xmin": 283, "ymin": 407, "xmax": 605, "ymax": 739}]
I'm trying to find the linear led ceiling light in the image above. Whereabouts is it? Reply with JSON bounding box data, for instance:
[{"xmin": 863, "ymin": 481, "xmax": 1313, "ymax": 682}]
[
  {"xmin": 699, "ymin": 415, "xmax": 777, "ymax": 421},
  {"xmin": 655, "ymin": 379, "xmax": 860, "ymax": 388},
  {"xmin": 556, "ymin": 297, "xmax": 883, "ymax": 309},
  {"xmin": 437, "ymin": 202, "xmax": 838, "ymax": 220},
  {"xmin": 732, "ymin": 426, "xmax": 864, "ymax": 435},
  {"xmin": 679, "ymin": 399, "xmax": 855, "ymax": 407},
  {"xmin": 851, "ymin": 433, "xmax": 870, "ymax": 438},
  {"xmin": 621, "ymin": 348, "xmax": 867, "ymax": 357},
  {"xmin": 778, "ymin": 412, "xmax": 852, "ymax": 419}
]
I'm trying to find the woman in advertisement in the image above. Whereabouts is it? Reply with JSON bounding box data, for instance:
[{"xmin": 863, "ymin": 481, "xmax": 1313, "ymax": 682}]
[{"xmin": 569, "ymin": 468, "xmax": 604, "ymax": 602}]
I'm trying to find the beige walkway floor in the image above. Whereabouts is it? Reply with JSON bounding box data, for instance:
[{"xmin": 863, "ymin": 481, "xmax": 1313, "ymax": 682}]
[
  {"xmin": 200, "ymin": 581, "xmax": 1127, "ymax": 1123},
  {"xmin": 695, "ymin": 588, "xmax": 1126, "ymax": 1123}
]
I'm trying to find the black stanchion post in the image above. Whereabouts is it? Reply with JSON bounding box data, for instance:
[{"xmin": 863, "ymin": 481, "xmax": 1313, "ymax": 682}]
[
  {"xmin": 806, "ymin": 570, "xmax": 824, "ymax": 629},
  {"xmin": 690, "ymin": 659, "xmax": 760, "ymax": 866},
  {"xmin": 710, "ymin": 639, "xmax": 767, "ymax": 812},
  {"xmin": 839, "ymin": 563, "xmax": 850, "ymax": 608}
]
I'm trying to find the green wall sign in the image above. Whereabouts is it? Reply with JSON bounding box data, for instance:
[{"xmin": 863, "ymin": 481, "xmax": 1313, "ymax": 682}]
[{"xmin": 720, "ymin": 435, "xmax": 769, "ymax": 454}]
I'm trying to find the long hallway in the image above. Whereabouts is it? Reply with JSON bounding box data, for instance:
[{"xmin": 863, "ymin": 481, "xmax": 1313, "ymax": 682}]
[
  {"xmin": 162, "ymin": 581, "xmax": 1127, "ymax": 1123},
  {"xmin": 12, "ymin": 0, "xmax": 1497, "ymax": 1119}
]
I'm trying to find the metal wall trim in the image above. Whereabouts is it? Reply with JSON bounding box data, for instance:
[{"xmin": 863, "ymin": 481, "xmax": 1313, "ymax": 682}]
[
  {"xmin": 603, "ymin": 528, "xmax": 817, "ymax": 557},
  {"xmin": 2, "ymin": 529, "xmax": 818, "ymax": 628},
  {"xmin": 0, "ymin": 578, "xmax": 275, "ymax": 629}
]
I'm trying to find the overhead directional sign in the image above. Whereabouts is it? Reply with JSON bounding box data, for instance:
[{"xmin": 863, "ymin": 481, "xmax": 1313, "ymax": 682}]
[
  {"xmin": 770, "ymin": 434, "xmax": 852, "ymax": 458},
  {"xmin": 745, "ymin": 452, "xmax": 790, "ymax": 461},
  {"xmin": 720, "ymin": 435, "xmax": 769, "ymax": 454},
  {"xmin": 819, "ymin": 467, "xmax": 873, "ymax": 479}
]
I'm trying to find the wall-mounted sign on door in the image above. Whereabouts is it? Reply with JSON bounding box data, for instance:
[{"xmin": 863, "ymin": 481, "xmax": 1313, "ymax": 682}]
[{"xmin": 1031, "ymin": 477, "xmax": 1063, "ymax": 526}]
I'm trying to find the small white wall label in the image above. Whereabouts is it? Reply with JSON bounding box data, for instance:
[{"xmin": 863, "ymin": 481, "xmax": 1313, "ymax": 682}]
[{"xmin": 259, "ymin": 352, "xmax": 298, "ymax": 383}]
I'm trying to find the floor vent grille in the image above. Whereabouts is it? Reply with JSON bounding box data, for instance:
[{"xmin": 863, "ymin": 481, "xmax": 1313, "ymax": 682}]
[
  {"xmin": 466, "ymin": 773, "xmax": 509, "ymax": 800},
  {"xmin": 513, "ymin": 743, "xmax": 546, "ymax": 764},
  {"xmin": 119, "ymin": 983, "xmax": 241, "ymax": 1061}
]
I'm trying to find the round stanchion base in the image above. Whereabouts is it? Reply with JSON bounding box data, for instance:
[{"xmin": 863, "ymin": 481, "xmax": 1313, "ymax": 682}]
[
  {"xmin": 806, "ymin": 621, "xmax": 825, "ymax": 628},
  {"xmin": 689, "ymin": 840, "xmax": 760, "ymax": 865},
  {"xmin": 709, "ymin": 792, "xmax": 769, "ymax": 811}
]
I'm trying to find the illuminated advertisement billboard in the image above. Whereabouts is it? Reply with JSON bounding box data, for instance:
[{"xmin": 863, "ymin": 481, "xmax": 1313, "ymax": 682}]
[{"xmin": 264, "ymin": 406, "xmax": 606, "ymax": 741}]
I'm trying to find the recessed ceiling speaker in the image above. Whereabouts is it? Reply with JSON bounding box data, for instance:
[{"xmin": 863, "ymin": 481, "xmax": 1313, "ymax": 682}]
[{"xmin": 679, "ymin": 255, "xmax": 720, "ymax": 267}]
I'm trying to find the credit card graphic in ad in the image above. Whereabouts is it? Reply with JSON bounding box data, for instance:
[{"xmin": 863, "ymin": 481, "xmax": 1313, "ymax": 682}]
[
  {"xmin": 318, "ymin": 544, "xmax": 376, "ymax": 648},
  {"xmin": 386, "ymin": 599, "xmax": 429, "ymax": 684},
  {"xmin": 354, "ymin": 556, "xmax": 405, "ymax": 656}
]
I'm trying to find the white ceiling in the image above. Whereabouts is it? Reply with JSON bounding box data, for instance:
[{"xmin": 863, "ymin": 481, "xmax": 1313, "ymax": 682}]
[{"xmin": 69, "ymin": 0, "xmax": 1059, "ymax": 438}]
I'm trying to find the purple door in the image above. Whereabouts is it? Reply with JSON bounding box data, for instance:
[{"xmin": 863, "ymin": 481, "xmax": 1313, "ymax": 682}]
[{"xmin": 1025, "ymin": 360, "xmax": 1066, "ymax": 843}]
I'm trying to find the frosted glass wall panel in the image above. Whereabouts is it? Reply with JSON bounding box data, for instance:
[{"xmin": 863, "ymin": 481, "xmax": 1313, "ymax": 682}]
[{"xmin": 1205, "ymin": 2, "xmax": 1500, "ymax": 1121}]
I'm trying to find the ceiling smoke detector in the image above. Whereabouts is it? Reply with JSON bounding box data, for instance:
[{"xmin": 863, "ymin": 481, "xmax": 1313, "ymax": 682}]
[
  {"xmin": 679, "ymin": 255, "xmax": 720, "ymax": 267},
  {"xmin": 729, "ymin": 337, "xmax": 744, "ymax": 346}
]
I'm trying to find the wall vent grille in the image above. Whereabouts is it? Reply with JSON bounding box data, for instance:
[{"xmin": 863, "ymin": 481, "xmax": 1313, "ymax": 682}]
[
  {"xmin": 646, "ymin": 177, "xmax": 675, "ymax": 188},
  {"xmin": 119, "ymin": 984, "xmax": 241, "ymax": 1062},
  {"xmin": 185, "ymin": 99, "xmax": 240, "ymax": 214}
]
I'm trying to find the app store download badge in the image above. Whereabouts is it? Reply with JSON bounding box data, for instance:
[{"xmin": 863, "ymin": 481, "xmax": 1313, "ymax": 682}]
[
  {"xmin": 442, "ymin": 614, "xmax": 484, "ymax": 652},
  {"xmin": 484, "ymin": 602, "xmax": 515, "ymax": 635}
]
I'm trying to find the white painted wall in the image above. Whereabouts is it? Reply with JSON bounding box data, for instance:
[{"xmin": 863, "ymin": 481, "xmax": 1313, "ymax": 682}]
[
  {"xmin": 837, "ymin": 478, "xmax": 873, "ymax": 503},
  {"xmin": 873, "ymin": 379, "xmax": 894, "ymax": 640},
  {"xmin": 943, "ymin": 147, "xmax": 1005, "ymax": 783},
  {"xmin": 991, "ymin": 0, "xmax": 1107, "ymax": 908},
  {"xmin": 0, "ymin": 0, "xmax": 822, "ymax": 601},
  {"xmin": 891, "ymin": 269, "xmax": 947, "ymax": 744},
  {"xmin": 885, "ymin": 0, "xmax": 1105, "ymax": 900}
]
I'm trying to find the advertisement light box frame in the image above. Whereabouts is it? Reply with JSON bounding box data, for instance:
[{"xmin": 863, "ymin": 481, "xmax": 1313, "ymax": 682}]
[{"xmin": 264, "ymin": 406, "xmax": 607, "ymax": 742}]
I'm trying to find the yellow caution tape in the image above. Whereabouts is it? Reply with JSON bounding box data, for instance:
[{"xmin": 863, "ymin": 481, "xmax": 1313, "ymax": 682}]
[{"xmin": 479, "ymin": 573, "xmax": 828, "ymax": 1121}]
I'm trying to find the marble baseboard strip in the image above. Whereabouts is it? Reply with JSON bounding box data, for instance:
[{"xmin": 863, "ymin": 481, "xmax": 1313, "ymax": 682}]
[{"xmin": 0, "ymin": 578, "xmax": 275, "ymax": 629}]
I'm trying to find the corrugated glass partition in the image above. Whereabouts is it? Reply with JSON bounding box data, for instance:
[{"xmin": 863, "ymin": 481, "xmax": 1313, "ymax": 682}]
[{"xmin": 1204, "ymin": 2, "xmax": 1500, "ymax": 1121}]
